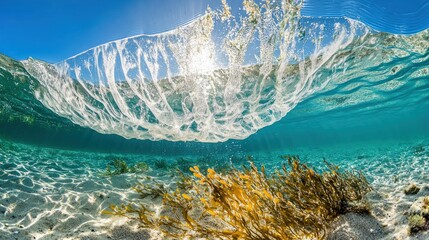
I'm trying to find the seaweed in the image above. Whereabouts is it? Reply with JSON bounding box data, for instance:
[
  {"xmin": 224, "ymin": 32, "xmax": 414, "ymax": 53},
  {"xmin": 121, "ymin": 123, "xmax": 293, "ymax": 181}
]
[
  {"xmin": 409, "ymin": 215, "xmax": 426, "ymax": 234},
  {"xmin": 176, "ymin": 157, "xmax": 193, "ymax": 172},
  {"xmin": 133, "ymin": 182, "xmax": 167, "ymax": 199},
  {"xmin": 404, "ymin": 183, "xmax": 420, "ymax": 195},
  {"xmin": 103, "ymin": 156, "xmax": 372, "ymax": 239},
  {"xmin": 132, "ymin": 162, "xmax": 149, "ymax": 173},
  {"xmin": 153, "ymin": 159, "xmax": 168, "ymax": 169},
  {"xmin": 176, "ymin": 169, "xmax": 194, "ymax": 191},
  {"xmin": 101, "ymin": 159, "xmax": 149, "ymax": 176},
  {"xmin": 408, "ymin": 196, "xmax": 429, "ymax": 235}
]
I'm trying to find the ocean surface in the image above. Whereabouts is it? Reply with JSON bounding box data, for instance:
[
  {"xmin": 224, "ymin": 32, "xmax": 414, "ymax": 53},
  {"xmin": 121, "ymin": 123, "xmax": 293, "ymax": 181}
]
[{"xmin": 1, "ymin": 0, "xmax": 429, "ymax": 239}]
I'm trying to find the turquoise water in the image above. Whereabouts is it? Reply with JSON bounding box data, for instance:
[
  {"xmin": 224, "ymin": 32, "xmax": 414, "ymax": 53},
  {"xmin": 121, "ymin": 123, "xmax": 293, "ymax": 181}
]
[{"xmin": 1, "ymin": 1, "xmax": 429, "ymax": 239}]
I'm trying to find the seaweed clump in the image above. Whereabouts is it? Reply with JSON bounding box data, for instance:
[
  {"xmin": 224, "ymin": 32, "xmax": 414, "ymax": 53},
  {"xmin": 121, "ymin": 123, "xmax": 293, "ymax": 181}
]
[
  {"xmin": 176, "ymin": 169, "xmax": 194, "ymax": 191},
  {"xmin": 133, "ymin": 182, "xmax": 167, "ymax": 199},
  {"xmin": 103, "ymin": 156, "xmax": 372, "ymax": 239},
  {"xmin": 404, "ymin": 183, "xmax": 420, "ymax": 195},
  {"xmin": 101, "ymin": 159, "xmax": 149, "ymax": 176},
  {"xmin": 408, "ymin": 196, "xmax": 429, "ymax": 235},
  {"xmin": 153, "ymin": 159, "xmax": 168, "ymax": 169}
]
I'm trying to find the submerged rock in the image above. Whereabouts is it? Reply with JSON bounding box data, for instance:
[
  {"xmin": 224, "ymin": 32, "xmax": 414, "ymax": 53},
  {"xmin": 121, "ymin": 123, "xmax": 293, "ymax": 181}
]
[
  {"xmin": 408, "ymin": 196, "xmax": 429, "ymax": 235},
  {"xmin": 404, "ymin": 184, "xmax": 420, "ymax": 195},
  {"xmin": 409, "ymin": 196, "xmax": 429, "ymax": 217},
  {"xmin": 409, "ymin": 215, "xmax": 426, "ymax": 234}
]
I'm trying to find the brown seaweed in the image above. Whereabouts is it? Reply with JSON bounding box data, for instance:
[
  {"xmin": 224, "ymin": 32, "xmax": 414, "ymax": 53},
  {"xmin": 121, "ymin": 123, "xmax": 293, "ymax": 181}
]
[{"xmin": 103, "ymin": 156, "xmax": 372, "ymax": 239}]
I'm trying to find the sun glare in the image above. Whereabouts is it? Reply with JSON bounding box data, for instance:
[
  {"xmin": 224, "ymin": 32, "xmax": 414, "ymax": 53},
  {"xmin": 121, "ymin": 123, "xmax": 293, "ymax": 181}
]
[{"xmin": 188, "ymin": 42, "xmax": 216, "ymax": 75}]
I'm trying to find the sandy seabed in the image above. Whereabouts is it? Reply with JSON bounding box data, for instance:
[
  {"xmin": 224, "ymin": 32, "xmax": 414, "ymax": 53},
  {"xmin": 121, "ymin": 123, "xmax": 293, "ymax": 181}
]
[
  {"xmin": 1, "ymin": 138, "xmax": 429, "ymax": 240},
  {"xmin": 0, "ymin": 140, "xmax": 164, "ymax": 240}
]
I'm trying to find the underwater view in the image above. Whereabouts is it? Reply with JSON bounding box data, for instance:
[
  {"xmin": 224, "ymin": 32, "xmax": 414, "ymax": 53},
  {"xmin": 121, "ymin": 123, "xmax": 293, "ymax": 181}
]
[{"xmin": 1, "ymin": 0, "xmax": 429, "ymax": 239}]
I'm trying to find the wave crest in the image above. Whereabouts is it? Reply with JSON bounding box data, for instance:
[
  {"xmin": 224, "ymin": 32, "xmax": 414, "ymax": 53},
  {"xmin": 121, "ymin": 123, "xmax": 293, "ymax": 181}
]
[{"xmin": 22, "ymin": 1, "xmax": 365, "ymax": 142}]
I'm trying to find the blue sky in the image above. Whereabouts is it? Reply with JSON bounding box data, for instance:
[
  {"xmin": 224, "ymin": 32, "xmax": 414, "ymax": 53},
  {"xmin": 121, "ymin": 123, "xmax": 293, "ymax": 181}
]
[
  {"xmin": 1, "ymin": 0, "xmax": 428, "ymax": 63},
  {"xmin": 0, "ymin": 0, "xmax": 220, "ymax": 62}
]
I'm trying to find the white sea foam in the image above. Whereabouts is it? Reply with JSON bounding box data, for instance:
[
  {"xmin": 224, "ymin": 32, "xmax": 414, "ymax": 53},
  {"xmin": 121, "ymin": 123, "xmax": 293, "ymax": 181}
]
[{"xmin": 21, "ymin": 1, "xmax": 367, "ymax": 142}]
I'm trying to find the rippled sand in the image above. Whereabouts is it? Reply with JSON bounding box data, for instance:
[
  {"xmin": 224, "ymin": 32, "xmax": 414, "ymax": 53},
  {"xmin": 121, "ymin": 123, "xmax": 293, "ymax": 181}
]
[{"xmin": 0, "ymin": 140, "xmax": 167, "ymax": 240}]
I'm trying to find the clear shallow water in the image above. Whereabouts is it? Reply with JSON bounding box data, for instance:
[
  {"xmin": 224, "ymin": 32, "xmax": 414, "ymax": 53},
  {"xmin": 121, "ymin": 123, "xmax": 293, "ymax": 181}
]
[
  {"xmin": 1, "ymin": 0, "xmax": 429, "ymax": 239},
  {"xmin": 1, "ymin": 138, "xmax": 429, "ymax": 239}
]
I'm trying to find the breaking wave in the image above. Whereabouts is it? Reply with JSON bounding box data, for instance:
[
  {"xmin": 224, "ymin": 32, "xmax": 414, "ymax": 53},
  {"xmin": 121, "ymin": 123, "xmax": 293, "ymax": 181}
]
[{"xmin": 16, "ymin": 0, "xmax": 429, "ymax": 143}]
